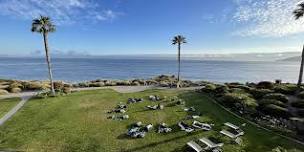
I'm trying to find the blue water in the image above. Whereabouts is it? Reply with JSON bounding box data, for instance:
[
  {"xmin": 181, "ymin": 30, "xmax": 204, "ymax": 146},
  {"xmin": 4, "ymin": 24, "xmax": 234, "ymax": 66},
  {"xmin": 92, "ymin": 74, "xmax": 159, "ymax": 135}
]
[{"xmin": 0, "ymin": 57, "xmax": 300, "ymax": 83}]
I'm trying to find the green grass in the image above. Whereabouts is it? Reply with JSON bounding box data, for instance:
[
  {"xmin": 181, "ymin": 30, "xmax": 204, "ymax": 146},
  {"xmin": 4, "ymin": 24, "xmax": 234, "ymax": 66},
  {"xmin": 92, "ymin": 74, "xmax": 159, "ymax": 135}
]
[
  {"xmin": 0, "ymin": 89, "xmax": 303, "ymax": 152},
  {"xmin": 0, "ymin": 98, "xmax": 20, "ymax": 118}
]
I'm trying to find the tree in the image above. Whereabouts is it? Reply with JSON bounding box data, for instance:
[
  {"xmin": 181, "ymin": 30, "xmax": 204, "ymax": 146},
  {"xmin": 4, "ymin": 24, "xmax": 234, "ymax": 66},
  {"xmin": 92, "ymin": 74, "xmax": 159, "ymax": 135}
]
[
  {"xmin": 293, "ymin": 2, "xmax": 304, "ymax": 88},
  {"xmin": 31, "ymin": 16, "xmax": 56, "ymax": 95},
  {"xmin": 172, "ymin": 35, "xmax": 187, "ymax": 88}
]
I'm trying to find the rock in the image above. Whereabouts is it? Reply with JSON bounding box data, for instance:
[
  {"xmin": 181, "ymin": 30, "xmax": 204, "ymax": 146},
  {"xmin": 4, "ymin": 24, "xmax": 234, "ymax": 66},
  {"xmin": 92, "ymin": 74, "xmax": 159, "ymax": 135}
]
[
  {"xmin": 105, "ymin": 80, "xmax": 117, "ymax": 86},
  {"xmin": 23, "ymin": 81, "xmax": 44, "ymax": 90},
  {"xmin": 0, "ymin": 89, "xmax": 9, "ymax": 95},
  {"xmin": 63, "ymin": 87, "xmax": 72, "ymax": 94},
  {"xmin": 89, "ymin": 82, "xmax": 105, "ymax": 87},
  {"xmin": 116, "ymin": 80, "xmax": 131, "ymax": 86},
  {"xmin": 131, "ymin": 81, "xmax": 141, "ymax": 86},
  {"xmin": 159, "ymin": 81, "xmax": 170, "ymax": 87},
  {"xmin": 9, "ymin": 82, "xmax": 23, "ymax": 89},
  {"xmin": 54, "ymin": 81, "xmax": 65, "ymax": 90},
  {"xmin": 10, "ymin": 87, "xmax": 21, "ymax": 93},
  {"xmin": 0, "ymin": 85, "xmax": 9, "ymax": 90}
]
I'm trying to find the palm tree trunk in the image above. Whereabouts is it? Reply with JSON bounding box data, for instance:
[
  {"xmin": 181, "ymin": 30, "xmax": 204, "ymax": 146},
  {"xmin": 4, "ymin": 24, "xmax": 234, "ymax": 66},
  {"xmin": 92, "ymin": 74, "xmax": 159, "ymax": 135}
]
[
  {"xmin": 298, "ymin": 45, "xmax": 304, "ymax": 88},
  {"xmin": 177, "ymin": 43, "xmax": 181, "ymax": 88},
  {"xmin": 43, "ymin": 33, "xmax": 55, "ymax": 96}
]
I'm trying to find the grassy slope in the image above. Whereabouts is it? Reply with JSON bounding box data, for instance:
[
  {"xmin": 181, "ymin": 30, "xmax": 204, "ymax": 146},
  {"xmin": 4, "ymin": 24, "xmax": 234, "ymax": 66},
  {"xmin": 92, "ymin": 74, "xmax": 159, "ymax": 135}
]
[
  {"xmin": 0, "ymin": 98, "xmax": 20, "ymax": 118},
  {"xmin": 0, "ymin": 89, "xmax": 303, "ymax": 152}
]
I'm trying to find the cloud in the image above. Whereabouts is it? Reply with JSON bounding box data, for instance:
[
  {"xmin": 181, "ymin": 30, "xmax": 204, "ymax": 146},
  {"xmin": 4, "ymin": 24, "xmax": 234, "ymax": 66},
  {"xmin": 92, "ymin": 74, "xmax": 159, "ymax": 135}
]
[
  {"xmin": 233, "ymin": 0, "xmax": 304, "ymax": 37},
  {"xmin": 0, "ymin": 0, "xmax": 120, "ymax": 25}
]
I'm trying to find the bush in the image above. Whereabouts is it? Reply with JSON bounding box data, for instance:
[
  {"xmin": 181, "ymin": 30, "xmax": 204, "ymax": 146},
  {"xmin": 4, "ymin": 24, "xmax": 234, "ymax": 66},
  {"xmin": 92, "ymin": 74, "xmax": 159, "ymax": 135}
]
[
  {"xmin": 0, "ymin": 89, "xmax": 9, "ymax": 95},
  {"xmin": 214, "ymin": 84, "xmax": 229, "ymax": 95},
  {"xmin": 297, "ymin": 109, "xmax": 304, "ymax": 117},
  {"xmin": 291, "ymin": 101, "xmax": 304, "ymax": 109},
  {"xmin": 230, "ymin": 88, "xmax": 247, "ymax": 94},
  {"xmin": 257, "ymin": 81, "xmax": 274, "ymax": 89},
  {"xmin": 259, "ymin": 99, "xmax": 287, "ymax": 108},
  {"xmin": 262, "ymin": 104, "xmax": 290, "ymax": 118},
  {"xmin": 201, "ymin": 84, "xmax": 217, "ymax": 93},
  {"xmin": 220, "ymin": 93, "xmax": 258, "ymax": 112},
  {"xmin": 297, "ymin": 91, "xmax": 304, "ymax": 99},
  {"xmin": 263, "ymin": 93, "xmax": 289, "ymax": 103},
  {"xmin": 249, "ymin": 88, "xmax": 274, "ymax": 99},
  {"xmin": 274, "ymin": 84, "xmax": 298, "ymax": 95}
]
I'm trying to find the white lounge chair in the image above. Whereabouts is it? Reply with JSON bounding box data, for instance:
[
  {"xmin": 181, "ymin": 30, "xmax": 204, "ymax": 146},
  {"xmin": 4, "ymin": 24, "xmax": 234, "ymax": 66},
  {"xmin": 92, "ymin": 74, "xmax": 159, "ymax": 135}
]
[
  {"xmin": 199, "ymin": 137, "xmax": 224, "ymax": 150},
  {"xmin": 187, "ymin": 141, "xmax": 203, "ymax": 152},
  {"xmin": 220, "ymin": 130, "xmax": 237, "ymax": 138},
  {"xmin": 224, "ymin": 122, "xmax": 239, "ymax": 130}
]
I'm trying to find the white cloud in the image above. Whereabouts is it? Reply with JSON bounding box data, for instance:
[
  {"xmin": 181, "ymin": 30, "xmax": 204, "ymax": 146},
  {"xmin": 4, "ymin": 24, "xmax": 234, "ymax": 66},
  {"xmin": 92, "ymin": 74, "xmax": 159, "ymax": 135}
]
[
  {"xmin": 0, "ymin": 0, "xmax": 120, "ymax": 25},
  {"xmin": 233, "ymin": 0, "xmax": 304, "ymax": 37}
]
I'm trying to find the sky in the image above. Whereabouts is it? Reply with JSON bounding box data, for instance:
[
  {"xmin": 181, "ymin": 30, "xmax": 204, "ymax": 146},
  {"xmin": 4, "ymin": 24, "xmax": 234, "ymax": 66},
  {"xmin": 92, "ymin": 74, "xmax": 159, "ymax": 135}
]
[{"xmin": 1, "ymin": 0, "xmax": 304, "ymax": 56}]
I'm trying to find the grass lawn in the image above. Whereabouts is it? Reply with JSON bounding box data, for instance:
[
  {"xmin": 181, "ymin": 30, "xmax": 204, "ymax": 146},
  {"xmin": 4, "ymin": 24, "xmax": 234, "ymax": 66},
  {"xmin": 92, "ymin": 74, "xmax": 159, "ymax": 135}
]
[
  {"xmin": 0, "ymin": 98, "xmax": 20, "ymax": 118},
  {"xmin": 0, "ymin": 89, "xmax": 303, "ymax": 152}
]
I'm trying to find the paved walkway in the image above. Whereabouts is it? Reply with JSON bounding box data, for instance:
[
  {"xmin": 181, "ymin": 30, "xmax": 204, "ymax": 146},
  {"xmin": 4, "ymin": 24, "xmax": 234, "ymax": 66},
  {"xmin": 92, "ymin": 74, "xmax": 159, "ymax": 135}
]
[{"xmin": 0, "ymin": 94, "xmax": 34, "ymax": 126}]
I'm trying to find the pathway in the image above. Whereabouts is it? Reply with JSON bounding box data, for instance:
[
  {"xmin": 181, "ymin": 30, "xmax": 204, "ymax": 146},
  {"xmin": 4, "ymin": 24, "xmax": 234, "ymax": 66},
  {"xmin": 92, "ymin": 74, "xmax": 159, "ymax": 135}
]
[{"xmin": 0, "ymin": 94, "xmax": 35, "ymax": 126}]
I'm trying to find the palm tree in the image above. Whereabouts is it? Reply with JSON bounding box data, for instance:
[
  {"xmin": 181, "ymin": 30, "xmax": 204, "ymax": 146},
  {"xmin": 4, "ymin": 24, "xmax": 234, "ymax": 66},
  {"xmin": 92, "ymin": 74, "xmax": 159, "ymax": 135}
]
[
  {"xmin": 31, "ymin": 16, "xmax": 56, "ymax": 95},
  {"xmin": 172, "ymin": 35, "xmax": 187, "ymax": 88},
  {"xmin": 294, "ymin": 2, "xmax": 304, "ymax": 87}
]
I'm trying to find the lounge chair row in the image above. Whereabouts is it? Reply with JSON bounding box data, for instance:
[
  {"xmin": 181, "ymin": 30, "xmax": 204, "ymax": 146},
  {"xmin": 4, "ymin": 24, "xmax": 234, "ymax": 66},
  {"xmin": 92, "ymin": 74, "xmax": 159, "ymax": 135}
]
[{"xmin": 187, "ymin": 122, "xmax": 245, "ymax": 151}]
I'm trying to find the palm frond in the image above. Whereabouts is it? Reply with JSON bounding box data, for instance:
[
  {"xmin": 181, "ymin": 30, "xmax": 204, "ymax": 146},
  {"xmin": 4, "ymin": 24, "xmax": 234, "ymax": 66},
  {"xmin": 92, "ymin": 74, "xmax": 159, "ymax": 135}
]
[
  {"xmin": 172, "ymin": 35, "xmax": 187, "ymax": 45},
  {"xmin": 31, "ymin": 16, "xmax": 56, "ymax": 33},
  {"xmin": 294, "ymin": 2, "xmax": 304, "ymax": 20}
]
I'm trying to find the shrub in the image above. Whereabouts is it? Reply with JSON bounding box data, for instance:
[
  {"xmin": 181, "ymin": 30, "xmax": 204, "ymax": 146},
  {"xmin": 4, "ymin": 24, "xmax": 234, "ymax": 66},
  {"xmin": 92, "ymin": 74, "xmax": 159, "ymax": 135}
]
[
  {"xmin": 256, "ymin": 81, "xmax": 274, "ymax": 89},
  {"xmin": 0, "ymin": 89, "xmax": 9, "ymax": 95},
  {"xmin": 249, "ymin": 88, "xmax": 274, "ymax": 99},
  {"xmin": 274, "ymin": 84, "xmax": 298, "ymax": 95},
  {"xmin": 214, "ymin": 84, "xmax": 229, "ymax": 95},
  {"xmin": 229, "ymin": 88, "xmax": 249, "ymax": 94},
  {"xmin": 263, "ymin": 93, "xmax": 289, "ymax": 103},
  {"xmin": 259, "ymin": 99, "xmax": 287, "ymax": 108},
  {"xmin": 291, "ymin": 101, "xmax": 304, "ymax": 109},
  {"xmin": 201, "ymin": 84, "xmax": 217, "ymax": 93},
  {"xmin": 297, "ymin": 109, "xmax": 304, "ymax": 117},
  {"xmin": 261, "ymin": 104, "xmax": 290, "ymax": 118},
  {"xmin": 220, "ymin": 93, "xmax": 258, "ymax": 112},
  {"xmin": 297, "ymin": 91, "xmax": 304, "ymax": 99}
]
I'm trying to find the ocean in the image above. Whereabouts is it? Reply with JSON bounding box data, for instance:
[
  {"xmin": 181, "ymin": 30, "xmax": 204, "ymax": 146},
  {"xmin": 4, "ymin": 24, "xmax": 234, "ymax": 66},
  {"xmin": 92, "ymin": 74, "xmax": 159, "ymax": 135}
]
[{"xmin": 0, "ymin": 57, "xmax": 300, "ymax": 83}]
